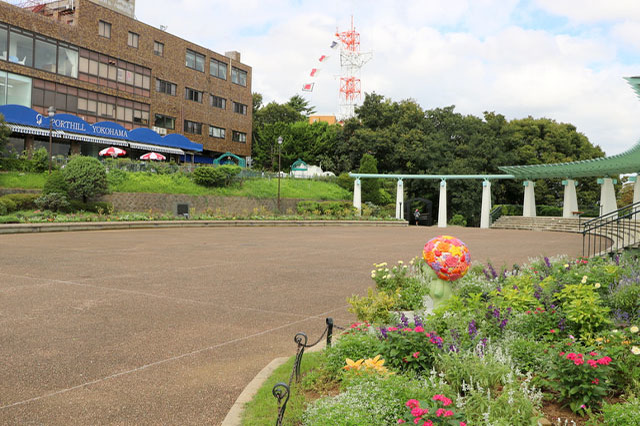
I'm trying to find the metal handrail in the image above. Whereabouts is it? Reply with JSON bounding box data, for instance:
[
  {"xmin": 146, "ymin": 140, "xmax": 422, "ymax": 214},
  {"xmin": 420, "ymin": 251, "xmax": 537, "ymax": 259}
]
[
  {"xmin": 582, "ymin": 200, "xmax": 640, "ymax": 227},
  {"xmin": 581, "ymin": 200, "xmax": 640, "ymax": 257}
]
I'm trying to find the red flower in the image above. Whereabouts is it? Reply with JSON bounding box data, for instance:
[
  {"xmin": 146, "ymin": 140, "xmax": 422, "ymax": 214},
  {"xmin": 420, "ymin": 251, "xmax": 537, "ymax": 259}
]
[
  {"xmin": 592, "ymin": 378, "xmax": 599, "ymax": 384},
  {"xmin": 413, "ymin": 351, "xmax": 420, "ymax": 359},
  {"xmin": 597, "ymin": 356, "xmax": 612, "ymax": 365},
  {"xmin": 550, "ymin": 329, "xmax": 556, "ymax": 333}
]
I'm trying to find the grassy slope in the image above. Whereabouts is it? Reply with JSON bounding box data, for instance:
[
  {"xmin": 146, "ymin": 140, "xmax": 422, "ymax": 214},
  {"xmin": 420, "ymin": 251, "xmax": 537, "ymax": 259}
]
[{"xmin": 0, "ymin": 172, "xmax": 351, "ymax": 200}]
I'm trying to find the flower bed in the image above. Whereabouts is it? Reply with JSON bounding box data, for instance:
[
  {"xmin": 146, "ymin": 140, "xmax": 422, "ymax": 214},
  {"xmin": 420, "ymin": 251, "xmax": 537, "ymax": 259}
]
[{"xmin": 275, "ymin": 252, "xmax": 640, "ymax": 425}]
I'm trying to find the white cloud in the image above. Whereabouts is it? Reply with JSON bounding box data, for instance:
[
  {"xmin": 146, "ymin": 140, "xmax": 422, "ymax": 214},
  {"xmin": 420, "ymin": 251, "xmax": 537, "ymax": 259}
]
[{"xmin": 135, "ymin": 0, "xmax": 640, "ymax": 155}]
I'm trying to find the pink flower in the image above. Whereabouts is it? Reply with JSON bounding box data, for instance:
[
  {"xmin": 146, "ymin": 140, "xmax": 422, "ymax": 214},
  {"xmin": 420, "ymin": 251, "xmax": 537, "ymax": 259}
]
[
  {"xmin": 406, "ymin": 399, "xmax": 420, "ymax": 409},
  {"xmin": 587, "ymin": 359, "xmax": 598, "ymax": 368},
  {"xmin": 559, "ymin": 352, "xmax": 565, "ymax": 356},
  {"xmin": 589, "ymin": 351, "xmax": 598, "ymax": 356},
  {"xmin": 566, "ymin": 353, "xmax": 577, "ymax": 360},
  {"xmin": 436, "ymin": 408, "xmax": 447, "ymax": 417},
  {"xmin": 414, "ymin": 418, "xmax": 421, "ymax": 425},
  {"xmin": 574, "ymin": 358, "xmax": 584, "ymax": 366},
  {"xmin": 432, "ymin": 394, "xmax": 453, "ymax": 406},
  {"xmin": 403, "ymin": 327, "xmax": 413, "ymax": 332},
  {"xmin": 460, "ymin": 423, "xmax": 467, "ymax": 426},
  {"xmin": 397, "ymin": 420, "xmax": 406, "ymax": 424},
  {"xmin": 444, "ymin": 410, "xmax": 454, "ymax": 417},
  {"xmin": 422, "ymin": 421, "xmax": 433, "ymax": 426},
  {"xmin": 550, "ymin": 329, "xmax": 556, "ymax": 333},
  {"xmin": 413, "ymin": 351, "xmax": 420, "ymax": 359},
  {"xmin": 414, "ymin": 326, "xmax": 425, "ymax": 333},
  {"xmin": 388, "ymin": 327, "xmax": 398, "ymax": 332},
  {"xmin": 411, "ymin": 407, "xmax": 424, "ymax": 417},
  {"xmin": 597, "ymin": 356, "xmax": 612, "ymax": 365}
]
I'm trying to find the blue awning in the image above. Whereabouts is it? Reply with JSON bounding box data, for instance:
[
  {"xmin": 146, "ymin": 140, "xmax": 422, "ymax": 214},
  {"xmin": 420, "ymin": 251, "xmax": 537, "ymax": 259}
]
[{"xmin": 0, "ymin": 104, "xmax": 202, "ymax": 152}]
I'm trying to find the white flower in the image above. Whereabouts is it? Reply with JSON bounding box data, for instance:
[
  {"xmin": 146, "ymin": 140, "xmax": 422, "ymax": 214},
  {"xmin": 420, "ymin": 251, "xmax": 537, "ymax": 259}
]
[
  {"xmin": 594, "ymin": 282, "xmax": 601, "ymax": 289},
  {"xmin": 581, "ymin": 275, "xmax": 588, "ymax": 284},
  {"xmin": 398, "ymin": 260, "xmax": 403, "ymax": 264},
  {"xmin": 371, "ymin": 274, "xmax": 375, "ymax": 278},
  {"xmin": 632, "ymin": 346, "xmax": 640, "ymax": 355},
  {"xmin": 631, "ymin": 326, "xmax": 639, "ymax": 333}
]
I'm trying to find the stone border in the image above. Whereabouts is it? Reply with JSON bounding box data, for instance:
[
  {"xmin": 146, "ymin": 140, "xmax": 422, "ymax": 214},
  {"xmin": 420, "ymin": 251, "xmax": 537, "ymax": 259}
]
[
  {"xmin": 0, "ymin": 220, "xmax": 407, "ymax": 234},
  {"xmin": 221, "ymin": 342, "xmax": 327, "ymax": 426}
]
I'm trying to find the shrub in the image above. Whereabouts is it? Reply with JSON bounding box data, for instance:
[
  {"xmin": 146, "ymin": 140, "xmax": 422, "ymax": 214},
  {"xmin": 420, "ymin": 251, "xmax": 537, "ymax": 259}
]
[
  {"xmin": 0, "ymin": 215, "xmax": 20, "ymax": 223},
  {"xmin": 191, "ymin": 166, "xmax": 240, "ymax": 187},
  {"xmin": 35, "ymin": 193, "xmax": 70, "ymax": 212},
  {"xmin": 297, "ymin": 201, "xmax": 320, "ymax": 214},
  {"xmin": 1, "ymin": 193, "xmax": 38, "ymax": 211},
  {"xmin": 449, "ymin": 214, "xmax": 467, "ymax": 227},
  {"xmin": 30, "ymin": 147, "xmax": 49, "ymax": 172},
  {"xmin": 380, "ymin": 326, "xmax": 445, "ymax": 373},
  {"xmin": 43, "ymin": 170, "xmax": 68, "ymax": 195},
  {"xmin": 348, "ymin": 288, "xmax": 396, "ymax": 324},
  {"xmin": 335, "ymin": 172, "xmax": 354, "ymax": 192},
  {"xmin": 0, "ymin": 197, "xmax": 16, "ymax": 214},
  {"xmin": 106, "ymin": 168, "xmax": 129, "ymax": 187},
  {"xmin": 325, "ymin": 330, "xmax": 384, "ymax": 376},
  {"xmin": 555, "ymin": 283, "xmax": 610, "ymax": 337},
  {"xmin": 63, "ymin": 156, "xmax": 108, "ymax": 202},
  {"xmin": 68, "ymin": 200, "xmax": 112, "ymax": 213}
]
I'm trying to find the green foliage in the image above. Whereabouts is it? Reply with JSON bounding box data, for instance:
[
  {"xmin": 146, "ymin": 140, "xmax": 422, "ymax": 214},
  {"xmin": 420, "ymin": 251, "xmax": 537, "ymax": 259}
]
[
  {"xmin": 325, "ymin": 330, "xmax": 384, "ymax": 375},
  {"xmin": 448, "ymin": 214, "xmax": 467, "ymax": 226},
  {"xmin": 381, "ymin": 328, "xmax": 444, "ymax": 374},
  {"xmin": 30, "ymin": 148, "xmax": 49, "ymax": 172},
  {"xmin": 547, "ymin": 344, "xmax": 613, "ymax": 414},
  {"xmin": 0, "ymin": 197, "xmax": 16, "ymax": 215},
  {"xmin": 68, "ymin": 200, "xmax": 112, "ymax": 213},
  {"xmin": 191, "ymin": 165, "xmax": 241, "ymax": 187},
  {"xmin": 507, "ymin": 338, "xmax": 551, "ymax": 373},
  {"xmin": 303, "ymin": 373, "xmax": 449, "ymax": 426},
  {"xmin": 435, "ymin": 351, "xmax": 513, "ymax": 394},
  {"xmin": 556, "ymin": 283, "xmax": 611, "ymax": 337},
  {"xmin": 335, "ymin": 173, "xmax": 354, "ymax": 192},
  {"xmin": 599, "ymin": 397, "xmax": 640, "ymax": 426},
  {"xmin": 358, "ymin": 153, "xmax": 382, "ymax": 204},
  {"xmin": 63, "ymin": 156, "xmax": 108, "ymax": 202},
  {"xmin": 347, "ymin": 288, "xmax": 396, "ymax": 324},
  {"xmin": 0, "ymin": 172, "xmax": 47, "ymax": 189},
  {"xmin": 35, "ymin": 193, "xmax": 70, "ymax": 212},
  {"xmin": 43, "ymin": 170, "xmax": 68, "ymax": 195},
  {"xmin": 0, "ymin": 193, "xmax": 38, "ymax": 211}
]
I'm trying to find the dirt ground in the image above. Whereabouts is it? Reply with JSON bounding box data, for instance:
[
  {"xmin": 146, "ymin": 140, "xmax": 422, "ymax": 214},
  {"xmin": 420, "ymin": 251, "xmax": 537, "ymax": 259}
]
[{"xmin": 0, "ymin": 225, "xmax": 583, "ymax": 425}]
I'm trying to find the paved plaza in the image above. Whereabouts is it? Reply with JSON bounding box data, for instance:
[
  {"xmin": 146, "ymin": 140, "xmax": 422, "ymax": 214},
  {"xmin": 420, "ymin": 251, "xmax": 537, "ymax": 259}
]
[{"xmin": 0, "ymin": 226, "xmax": 583, "ymax": 425}]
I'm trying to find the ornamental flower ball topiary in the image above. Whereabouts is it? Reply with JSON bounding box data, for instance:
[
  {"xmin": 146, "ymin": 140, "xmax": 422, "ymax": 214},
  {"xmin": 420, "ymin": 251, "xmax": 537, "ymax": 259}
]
[{"xmin": 422, "ymin": 235, "xmax": 470, "ymax": 281}]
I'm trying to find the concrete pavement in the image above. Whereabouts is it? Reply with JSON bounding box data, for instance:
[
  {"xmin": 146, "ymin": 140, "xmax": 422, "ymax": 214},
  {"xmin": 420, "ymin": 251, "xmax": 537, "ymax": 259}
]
[{"xmin": 0, "ymin": 226, "xmax": 583, "ymax": 424}]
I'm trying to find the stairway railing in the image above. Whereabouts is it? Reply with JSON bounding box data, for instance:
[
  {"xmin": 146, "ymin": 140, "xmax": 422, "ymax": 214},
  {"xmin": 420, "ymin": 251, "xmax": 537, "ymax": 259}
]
[{"xmin": 581, "ymin": 200, "xmax": 640, "ymax": 257}]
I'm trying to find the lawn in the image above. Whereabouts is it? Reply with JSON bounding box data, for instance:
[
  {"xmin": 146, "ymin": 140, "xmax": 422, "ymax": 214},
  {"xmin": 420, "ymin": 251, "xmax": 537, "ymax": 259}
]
[{"xmin": 0, "ymin": 171, "xmax": 352, "ymax": 200}]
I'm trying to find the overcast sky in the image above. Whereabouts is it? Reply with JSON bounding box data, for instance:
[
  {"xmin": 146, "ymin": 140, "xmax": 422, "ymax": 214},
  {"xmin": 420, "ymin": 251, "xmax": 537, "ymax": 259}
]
[{"xmin": 136, "ymin": 0, "xmax": 640, "ymax": 156}]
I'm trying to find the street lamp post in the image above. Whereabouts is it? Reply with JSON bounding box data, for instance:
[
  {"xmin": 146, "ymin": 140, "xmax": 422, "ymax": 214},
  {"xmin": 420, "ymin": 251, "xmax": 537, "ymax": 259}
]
[
  {"xmin": 277, "ymin": 136, "xmax": 283, "ymax": 213},
  {"xmin": 47, "ymin": 106, "xmax": 56, "ymax": 174}
]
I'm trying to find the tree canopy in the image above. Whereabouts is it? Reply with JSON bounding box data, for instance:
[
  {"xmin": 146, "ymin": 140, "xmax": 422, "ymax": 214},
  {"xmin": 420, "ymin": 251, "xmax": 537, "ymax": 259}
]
[{"xmin": 250, "ymin": 92, "xmax": 606, "ymax": 224}]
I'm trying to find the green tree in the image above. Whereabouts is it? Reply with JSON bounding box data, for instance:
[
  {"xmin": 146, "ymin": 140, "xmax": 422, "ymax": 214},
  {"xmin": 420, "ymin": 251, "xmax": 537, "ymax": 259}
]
[
  {"xmin": 359, "ymin": 153, "xmax": 382, "ymax": 204},
  {"xmin": 0, "ymin": 114, "xmax": 12, "ymax": 154},
  {"xmin": 63, "ymin": 156, "xmax": 108, "ymax": 203},
  {"xmin": 286, "ymin": 94, "xmax": 316, "ymax": 116}
]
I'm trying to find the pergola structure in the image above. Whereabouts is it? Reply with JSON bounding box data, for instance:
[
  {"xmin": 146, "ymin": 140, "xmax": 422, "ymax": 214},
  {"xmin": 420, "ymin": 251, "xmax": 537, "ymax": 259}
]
[{"xmin": 349, "ymin": 77, "xmax": 640, "ymax": 228}]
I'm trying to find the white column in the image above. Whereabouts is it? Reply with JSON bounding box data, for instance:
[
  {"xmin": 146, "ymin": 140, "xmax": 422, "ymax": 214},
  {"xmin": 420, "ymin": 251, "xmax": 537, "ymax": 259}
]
[
  {"xmin": 480, "ymin": 180, "xmax": 491, "ymax": 229},
  {"xmin": 353, "ymin": 178, "xmax": 361, "ymax": 215},
  {"xmin": 562, "ymin": 179, "xmax": 579, "ymax": 218},
  {"xmin": 523, "ymin": 180, "xmax": 536, "ymax": 217},
  {"xmin": 395, "ymin": 179, "xmax": 404, "ymax": 219},
  {"xmin": 599, "ymin": 177, "xmax": 618, "ymax": 217},
  {"xmin": 438, "ymin": 179, "xmax": 447, "ymax": 228}
]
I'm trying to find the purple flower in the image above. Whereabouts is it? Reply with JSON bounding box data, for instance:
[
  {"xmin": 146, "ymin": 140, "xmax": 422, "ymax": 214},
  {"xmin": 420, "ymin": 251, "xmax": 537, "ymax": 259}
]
[
  {"xmin": 468, "ymin": 320, "xmax": 477, "ymax": 339},
  {"xmin": 380, "ymin": 327, "xmax": 388, "ymax": 339},
  {"xmin": 414, "ymin": 315, "xmax": 423, "ymax": 328},
  {"xmin": 449, "ymin": 344, "xmax": 459, "ymax": 353},
  {"xmin": 488, "ymin": 263, "xmax": 498, "ymax": 280},
  {"xmin": 512, "ymin": 285, "xmax": 519, "ymax": 290},
  {"xmin": 400, "ymin": 313, "xmax": 409, "ymax": 327},
  {"xmin": 544, "ymin": 256, "xmax": 551, "ymax": 269},
  {"xmin": 558, "ymin": 318, "xmax": 566, "ymax": 331},
  {"xmin": 499, "ymin": 318, "xmax": 508, "ymax": 329},
  {"xmin": 533, "ymin": 285, "xmax": 543, "ymax": 300}
]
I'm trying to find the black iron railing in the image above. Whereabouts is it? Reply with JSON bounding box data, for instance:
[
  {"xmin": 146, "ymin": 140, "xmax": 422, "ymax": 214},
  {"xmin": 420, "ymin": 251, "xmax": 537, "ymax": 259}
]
[
  {"xmin": 272, "ymin": 317, "xmax": 342, "ymax": 426},
  {"xmin": 582, "ymin": 200, "xmax": 640, "ymax": 257}
]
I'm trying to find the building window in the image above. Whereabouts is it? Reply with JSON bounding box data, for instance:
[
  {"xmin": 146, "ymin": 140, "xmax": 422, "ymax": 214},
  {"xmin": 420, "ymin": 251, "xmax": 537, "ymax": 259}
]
[
  {"xmin": 154, "ymin": 114, "xmax": 175, "ymax": 130},
  {"xmin": 57, "ymin": 43, "xmax": 78, "ymax": 78},
  {"xmin": 0, "ymin": 71, "xmax": 31, "ymax": 107},
  {"xmin": 34, "ymin": 36, "xmax": 57, "ymax": 73},
  {"xmin": 184, "ymin": 120, "xmax": 202, "ymax": 134},
  {"xmin": 232, "ymin": 130, "xmax": 247, "ymax": 143},
  {"xmin": 78, "ymin": 48, "xmax": 150, "ymax": 96},
  {"xmin": 210, "ymin": 58, "xmax": 227, "ymax": 80},
  {"xmin": 99, "ymin": 21, "xmax": 111, "ymax": 38},
  {"xmin": 231, "ymin": 67, "xmax": 247, "ymax": 86},
  {"xmin": 128, "ymin": 32, "xmax": 139, "ymax": 48},
  {"xmin": 154, "ymin": 41, "xmax": 164, "ymax": 56},
  {"xmin": 9, "ymin": 28, "xmax": 34, "ymax": 67},
  {"xmin": 209, "ymin": 125, "xmax": 225, "ymax": 139},
  {"xmin": 185, "ymin": 87, "xmax": 203, "ymax": 103},
  {"xmin": 233, "ymin": 101, "xmax": 247, "ymax": 115},
  {"xmin": 185, "ymin": 49, "xmax": 204, "ymax": 72},
  {"xmin": 210, "ymin": 94, "xmax": 226, "ymax": 109},
  {"xmin": 156, "ymin": 78, "xmax": 176, "ymax": 96}
]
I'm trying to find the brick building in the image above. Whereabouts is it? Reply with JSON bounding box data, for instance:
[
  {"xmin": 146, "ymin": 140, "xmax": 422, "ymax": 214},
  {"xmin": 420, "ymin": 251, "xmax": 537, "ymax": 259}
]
[{"xmin": 0, "ymin": 0, "xmax": 252, "ymax": 164}]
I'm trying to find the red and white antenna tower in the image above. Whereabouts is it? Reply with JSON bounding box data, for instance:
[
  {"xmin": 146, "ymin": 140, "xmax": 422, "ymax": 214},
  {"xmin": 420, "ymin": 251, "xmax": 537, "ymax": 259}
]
[{"xmin": 335, "ymin": 16, "xmax": 372, "ymax": 120}]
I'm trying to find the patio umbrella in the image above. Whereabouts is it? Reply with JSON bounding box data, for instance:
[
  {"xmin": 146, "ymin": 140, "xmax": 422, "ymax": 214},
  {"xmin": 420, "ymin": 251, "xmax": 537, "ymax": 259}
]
[
  {"xmin": 99, "ymin": 146, "xmax": 126, "ymax": 158},
  {"xmin": 140, "ymin": 152, "xmax": 166, "ymax": 161}
]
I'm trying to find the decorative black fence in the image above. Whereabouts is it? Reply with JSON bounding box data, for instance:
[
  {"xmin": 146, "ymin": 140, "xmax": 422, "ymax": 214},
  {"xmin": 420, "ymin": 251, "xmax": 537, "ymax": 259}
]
[
  {"xmin": 272, "ymin": 317, "xmax": 344, "ymax": 426},
  {"xmin": 582, "ymin": 200, "xmax": 640, "ymax": 257}
]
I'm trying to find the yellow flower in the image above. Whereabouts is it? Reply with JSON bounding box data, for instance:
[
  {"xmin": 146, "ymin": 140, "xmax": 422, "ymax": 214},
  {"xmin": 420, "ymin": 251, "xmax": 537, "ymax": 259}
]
[
  {"xmin": 343, "ymin": 358, "xmax": 363, "ymax": 371},
  {"xmin": 380, "ymin": 262, "xmax": 387, "ymax": 267},
  {"xmin": 594, "ymin": 283, "xmax": 601, "ymax": 289},
  {"xmin": 595, "ymin": 337, "xmax": 603, "ymax": 342},
  {"xmin": 581, "ymin": 275, "xmax": 588, "ymax": 284},
  {"xmin": 564, "ymin": 264, "xmax": 569, "ymax": 268},
  {"xmin": 632, "ymin": 346, "xmax": 640, "ymax": 355},
  {"xmin": 623, "ymin": 340, "xmax": 631, "ymax": 345},
  {"xmin": 364, "ymin": 354, "xmax": 385, "ymax": 369},
  {"xmin": 631, "ymin": 326, "xmax": 639, "ymax": 333}
]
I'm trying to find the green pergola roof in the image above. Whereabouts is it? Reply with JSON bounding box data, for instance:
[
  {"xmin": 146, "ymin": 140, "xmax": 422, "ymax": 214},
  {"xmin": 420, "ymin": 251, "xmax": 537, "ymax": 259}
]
[{"xmin": 498, "ymin": 139, "xmax": 640, "ymax": 179}]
